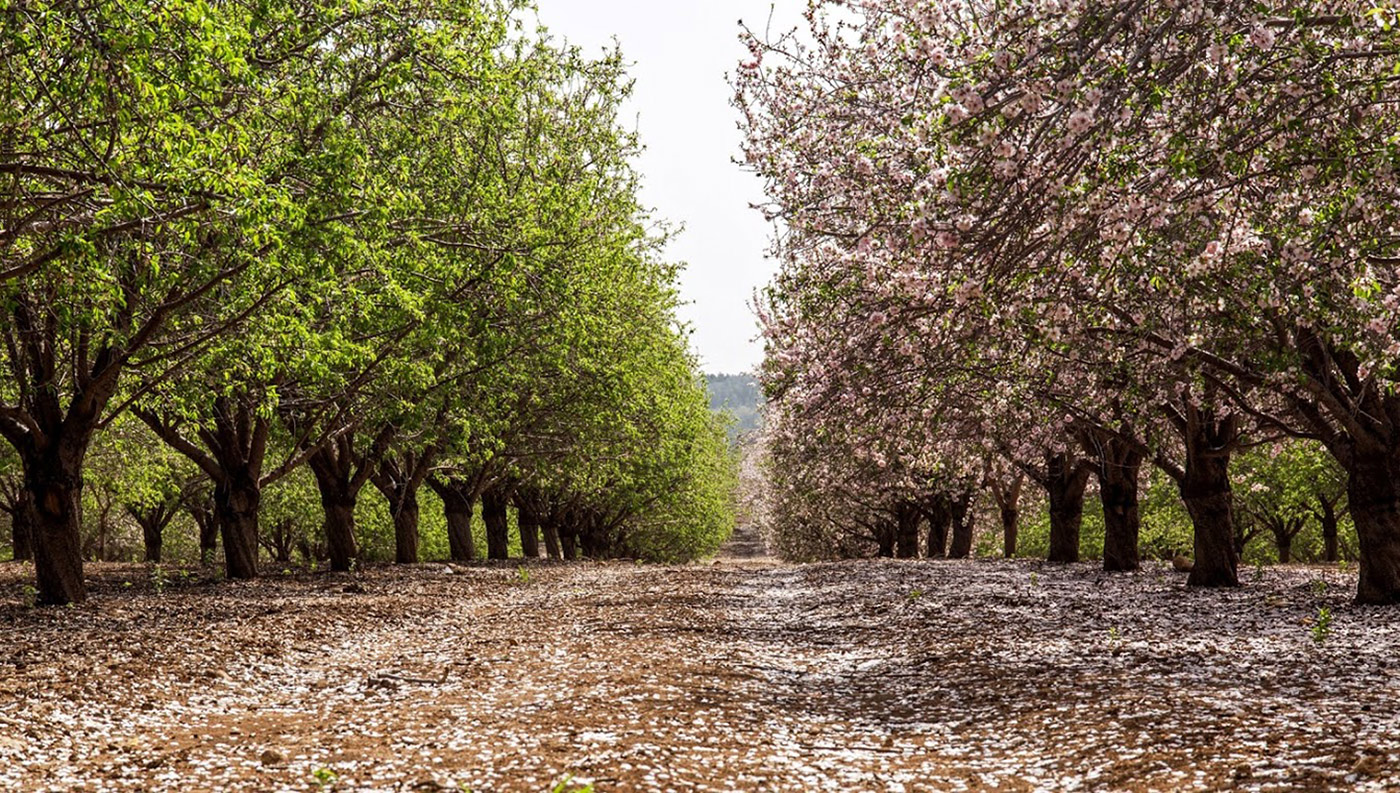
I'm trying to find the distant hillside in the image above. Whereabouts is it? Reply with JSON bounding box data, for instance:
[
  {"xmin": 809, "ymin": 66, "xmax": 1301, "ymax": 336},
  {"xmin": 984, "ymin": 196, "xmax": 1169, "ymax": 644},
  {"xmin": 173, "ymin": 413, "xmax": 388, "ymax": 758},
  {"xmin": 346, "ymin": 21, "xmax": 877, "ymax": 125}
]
[{"xmin": 706, "ymin": 373, "xmax": 764, "ymax": 440}]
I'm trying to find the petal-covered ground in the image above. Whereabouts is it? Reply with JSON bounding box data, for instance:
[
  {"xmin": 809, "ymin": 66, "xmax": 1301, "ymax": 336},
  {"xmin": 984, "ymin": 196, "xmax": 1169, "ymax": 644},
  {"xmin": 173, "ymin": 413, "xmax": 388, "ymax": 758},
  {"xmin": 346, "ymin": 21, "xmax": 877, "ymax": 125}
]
[{"xmin": 1, "ymin": 555, "xmax": 1397, "ymax": 792}]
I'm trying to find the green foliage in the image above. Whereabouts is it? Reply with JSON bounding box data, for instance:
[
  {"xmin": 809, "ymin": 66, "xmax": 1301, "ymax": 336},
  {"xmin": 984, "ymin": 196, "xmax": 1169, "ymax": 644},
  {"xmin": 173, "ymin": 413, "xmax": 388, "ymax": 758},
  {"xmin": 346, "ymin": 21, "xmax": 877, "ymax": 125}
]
[
  {"xmin": 1312, "ymin": 607, "xmax": 1333, "ymax": 646},
  {"xmin": 0, "ymin": 0, "xmax": 737, "ymax": 596}
]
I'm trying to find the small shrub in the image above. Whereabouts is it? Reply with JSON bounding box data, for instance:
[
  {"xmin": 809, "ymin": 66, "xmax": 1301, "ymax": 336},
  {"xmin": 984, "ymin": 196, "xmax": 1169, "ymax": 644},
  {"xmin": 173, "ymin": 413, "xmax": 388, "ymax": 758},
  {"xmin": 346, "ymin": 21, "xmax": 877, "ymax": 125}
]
[{"xmin": 1312, "ymin": 607, "xmax": 1333, "ymax": 646}]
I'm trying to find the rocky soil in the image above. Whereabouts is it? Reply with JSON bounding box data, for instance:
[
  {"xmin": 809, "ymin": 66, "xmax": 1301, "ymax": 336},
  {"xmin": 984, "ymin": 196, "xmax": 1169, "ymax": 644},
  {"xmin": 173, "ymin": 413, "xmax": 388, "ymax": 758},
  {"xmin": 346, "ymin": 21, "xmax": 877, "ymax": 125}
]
[{"xmin": 1, "ymin": 554, "xmax": 1397, "ymax": 792}]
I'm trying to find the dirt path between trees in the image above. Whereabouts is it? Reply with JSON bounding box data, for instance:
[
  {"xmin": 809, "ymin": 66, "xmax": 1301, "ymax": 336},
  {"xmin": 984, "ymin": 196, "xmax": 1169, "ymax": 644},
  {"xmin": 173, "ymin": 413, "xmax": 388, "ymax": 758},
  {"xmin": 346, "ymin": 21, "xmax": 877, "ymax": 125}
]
[{"xmin": 2, "ymin": 555, "xmax": 1399, "ymax": 792}]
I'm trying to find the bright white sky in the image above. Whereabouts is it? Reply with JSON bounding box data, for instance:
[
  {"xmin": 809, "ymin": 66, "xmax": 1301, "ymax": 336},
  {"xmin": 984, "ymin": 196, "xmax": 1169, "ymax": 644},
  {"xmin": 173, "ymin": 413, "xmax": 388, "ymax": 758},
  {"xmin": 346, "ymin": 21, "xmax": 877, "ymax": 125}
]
[{"xmin": 531, "ymin": 1, "xmax": 800, "ymax": 375}]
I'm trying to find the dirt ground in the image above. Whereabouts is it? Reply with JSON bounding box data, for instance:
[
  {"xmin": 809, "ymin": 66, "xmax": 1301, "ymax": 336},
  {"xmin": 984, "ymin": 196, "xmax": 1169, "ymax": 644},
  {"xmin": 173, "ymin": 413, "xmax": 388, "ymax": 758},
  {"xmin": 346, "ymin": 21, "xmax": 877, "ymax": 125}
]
[{"xmin": 1, "ymin": 548, "xmax": 1399, "ymax": 792}]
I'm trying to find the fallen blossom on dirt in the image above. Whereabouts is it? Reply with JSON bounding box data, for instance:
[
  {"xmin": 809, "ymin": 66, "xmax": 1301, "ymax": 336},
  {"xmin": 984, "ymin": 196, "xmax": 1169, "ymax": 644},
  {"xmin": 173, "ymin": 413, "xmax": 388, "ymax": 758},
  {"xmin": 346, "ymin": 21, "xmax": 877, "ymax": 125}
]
[{"xmin": 1, "ymin": 554, "xmax": 1397, "ymax": 791}]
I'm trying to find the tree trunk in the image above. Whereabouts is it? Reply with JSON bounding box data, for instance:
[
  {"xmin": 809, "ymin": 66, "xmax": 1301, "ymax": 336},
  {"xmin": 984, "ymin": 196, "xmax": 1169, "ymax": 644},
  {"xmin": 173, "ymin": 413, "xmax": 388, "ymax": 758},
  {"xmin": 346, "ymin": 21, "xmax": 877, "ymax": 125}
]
[
  {"xmin": 948, "ymin": 492, "xmax": 975, "ymax": 559},
  {"xmin": 483, "ymin": 486, "xmax": 511, "ymax": 560},
  {"xmin": 517, "ymin": 500, "xmax": 541, "ymax": 559},
  {"xmin": 1319, "ymin": 498, "xmax": 1340, "ymax": 564},
  {"xmin": 1046, "ymin": 453, "xmax": 1091, "ymax": 563},
  {"xmin": 427, "ymin": 477, "xmax": 476, "ymax": 562},
  {"xmin": 1180, "ymin": 434, "xmax": 1238, "ymax": 588},
  {"xmin": 320, "ymin": 498, "xmax": 357, "ymax": 572},
  {"xmin": 1347, "ymin": 449, "xmax": 1400, "ymax": 604},
  {"xmin": 140, "ymin": 519, "xmax": 163, "ymax": 563},
  {"xmin": 894, "ymin": 503, "xmax": 920, "ymax": 559},
  {"xmin": 392, "ymin": 491, "xmax": 420, "ymax": 564},
  {"xmin": 214, "ymin": 474, "xmax": 261, "ymax": 580},
  {"xmin": 876, "ymin": 521, "xmax": 895, "ymax": 558},
  {"xmin": 9, "ymin": 491, "xmax": 34, "ymax": 562},
  {"xmin": 308, "ymin": 449, "xmax": 361, "ymax": 573},
  {"xmin": 1098, "ymin": 444, "xmax": 1143, "ymax": 573},
  {"xmin": 191, "ymin": 501, "xmax": 219, "ymax": 566},
  {"xmin": 446, "ymin": 497, "xmax": 476, "ymax": 563},
  {"xmin": 924, "ymin": 497, "xmax": 950, "ymax": 558},
  {"xmin": 24, "ymin": 450, "xmax": 88, "ymax": 604},
  {"xmin": 1000, "ymin": 507, "xmax": 1019, "ymax": 558},
  {"xmin": 542, "ymin": 518, "xmax": 562, "ymax": 560},
  {"xmin": 991, "ymin": 473, "xmax": 1024, "ymax": 559},
  {"xmin": 1274, "ymin": 529, "xmax": 1292, "ymax": 565}
]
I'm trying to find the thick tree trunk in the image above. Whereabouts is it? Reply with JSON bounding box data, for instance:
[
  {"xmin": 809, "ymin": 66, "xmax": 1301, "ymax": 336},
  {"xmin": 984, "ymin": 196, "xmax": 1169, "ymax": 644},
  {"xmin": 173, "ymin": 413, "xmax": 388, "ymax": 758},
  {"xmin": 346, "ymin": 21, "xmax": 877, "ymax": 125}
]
[
  {"xmin": 214, "ymin": 475, "xmax": 262, "ymax": 580},
  {"xmin": 894, "ymin": 503, "xmax": 920, "ymax": 559},
  {"xmin": 949, "ymin": 492, "xmax": 975, "ymax": 559},
  {"xmin": 320, "ymin": 498, "xmax": 357, "ymax": 572},
  {"xmin": 445, "ymin": 497, "xmax": 475, "ymax": 563},
  {"xmin": 1348, "ymin": 450, "xmax": 1400, "ymax": 604},
  {"xmin": 308, "ymin": 450, "xmax": 361, "ymax": 573},
  {"xmin": 1098, "ymin": 445, "xmax": 1143, "ymax": 573},
  {"xmin": 1046, "ymin": 453, "xmax": 1091, "ymax": 563},
  {"xmin": 9, "ymin": 491, "xmax": 34, "ymax": 562},
  {"xmin": 1000, "ymin": 507, "xmax": 1019, "ymax": 558},
  {"xmin": 1180, "ymin": 442, "xmax": 1237, "ymax": 588},
  {"xmin": 924, "ymin": 498, "xmax": 950, "ymax": 559},
  {"xmin": 427, "ymin": 477, "xmax": 476, "ymax": 562},
  {"xmin": 141, "ymin": 519, "xmax": 163, "ymax": 563},
  {"xmin": 24, "ymin": 452, "xmax": 88, "ymax": 604},
  {"xmin": 1274, "ymin": 531, "xmax": 1292, "ymax": 565},
  {"xmin": 483, "ymin": 487, "xmax": 511, "ymax": 560}
]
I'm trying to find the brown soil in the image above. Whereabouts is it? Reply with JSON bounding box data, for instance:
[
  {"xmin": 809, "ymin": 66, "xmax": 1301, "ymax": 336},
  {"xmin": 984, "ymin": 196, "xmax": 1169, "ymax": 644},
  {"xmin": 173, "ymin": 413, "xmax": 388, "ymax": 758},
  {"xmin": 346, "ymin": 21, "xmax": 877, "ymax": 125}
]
[{"xmin": 1, "ymin": 558, "xmax": 1398, "ymax": 792}]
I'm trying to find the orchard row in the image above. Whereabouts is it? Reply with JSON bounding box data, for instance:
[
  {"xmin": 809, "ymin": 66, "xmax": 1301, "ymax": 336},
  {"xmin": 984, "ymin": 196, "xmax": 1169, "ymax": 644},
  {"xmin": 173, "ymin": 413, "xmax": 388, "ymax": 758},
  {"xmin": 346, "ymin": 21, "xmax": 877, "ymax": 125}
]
[
  {"xmin": 0, "ymin": 0, "xmax": 735, "ymax": 605},
  {"xmin": 738, "ymin": 2, "xmax": 1400, "ymax": 601}
]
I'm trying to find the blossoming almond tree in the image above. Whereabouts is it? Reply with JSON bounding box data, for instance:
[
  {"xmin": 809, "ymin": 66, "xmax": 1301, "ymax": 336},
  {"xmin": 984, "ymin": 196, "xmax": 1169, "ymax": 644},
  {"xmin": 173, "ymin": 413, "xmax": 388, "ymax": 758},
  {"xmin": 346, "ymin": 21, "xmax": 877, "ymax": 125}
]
[{"xmin": 740, "ymin": 1, "xmax": 1400, "ymax": 599}]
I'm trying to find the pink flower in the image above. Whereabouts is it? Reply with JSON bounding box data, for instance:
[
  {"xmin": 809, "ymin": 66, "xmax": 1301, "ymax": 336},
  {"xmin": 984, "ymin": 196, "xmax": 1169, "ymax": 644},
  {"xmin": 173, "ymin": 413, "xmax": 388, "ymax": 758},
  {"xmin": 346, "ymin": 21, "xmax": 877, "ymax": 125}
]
[
  {"xmin": 1250, "ymin": 26, "xmax": 1276, "ymax": 51},
  {"xmin": 1067, "ymin": 109, "xmax": 1094, "ymax": 134}
]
